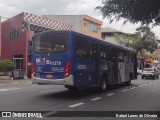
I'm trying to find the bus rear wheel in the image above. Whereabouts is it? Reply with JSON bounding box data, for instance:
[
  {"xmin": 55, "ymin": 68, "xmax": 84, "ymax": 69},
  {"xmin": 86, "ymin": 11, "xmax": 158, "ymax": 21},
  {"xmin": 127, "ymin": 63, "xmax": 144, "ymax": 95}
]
[
  {"xmin": 99, "ymin": 77, "xmax": 107, "ymax": 92},
  {"xmin": 125, "ymin": 75, "xmax": 132, "ymax": 85}
]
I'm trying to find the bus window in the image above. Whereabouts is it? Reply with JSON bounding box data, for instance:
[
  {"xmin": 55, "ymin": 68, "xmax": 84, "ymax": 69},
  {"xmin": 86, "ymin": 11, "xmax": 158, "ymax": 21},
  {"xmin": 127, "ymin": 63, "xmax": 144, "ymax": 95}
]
[
  {"xmin": 124, "ymin": 51, "xmax": 129, "ymax": 62},
  {"xmin": 105, "ymin": 46, "xmax": 110, "ymax": 61},
  {"xmin": 117, "ymin": 50, "xmax": 124, "ymax": 62},
  {"xmin": 129, "ymin": 53, "xmax": 134, "ymax": 62},
  {"xmin": 100, "ymin": 44, "xmax": 110, "ymax": 61},
  {"xmin": 100, "ymin": 44, "xmax": 106, "ymax": 60},
  {"xmin": 75, "ymin": 36, "xmax": 89, "ymax": 59},
  {"xmin": 111, "ymin": 48, "xmax": 117, "ymax": 62},
  {"xmin": 34, "ymin": 32, "xmax": 68, "ymax": 53}
]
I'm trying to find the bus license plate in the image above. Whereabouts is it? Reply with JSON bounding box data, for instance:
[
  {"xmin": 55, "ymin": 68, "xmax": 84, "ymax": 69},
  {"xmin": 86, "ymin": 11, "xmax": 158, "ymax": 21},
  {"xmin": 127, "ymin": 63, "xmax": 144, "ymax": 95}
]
[{"xmin": 46, "ymin": 74, "xmax": 53, "ymax": 78}]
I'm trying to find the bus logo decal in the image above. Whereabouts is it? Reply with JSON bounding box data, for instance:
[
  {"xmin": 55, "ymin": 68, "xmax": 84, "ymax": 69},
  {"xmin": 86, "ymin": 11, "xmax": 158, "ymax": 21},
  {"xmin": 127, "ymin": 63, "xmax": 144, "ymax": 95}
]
[
  {"xmin": 36, "ymin": 58, "xmax": 46, "ymax": 65},
  {"xmin": 46, "ymin": 60, "xmax": 50, "ymax": 65}
]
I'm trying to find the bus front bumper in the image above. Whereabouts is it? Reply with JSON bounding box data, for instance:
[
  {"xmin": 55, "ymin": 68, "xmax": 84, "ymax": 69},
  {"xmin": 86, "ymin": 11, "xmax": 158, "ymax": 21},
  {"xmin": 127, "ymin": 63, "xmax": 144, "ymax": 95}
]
[{"xmin": 32, "ymin": 75, "xmax": 74, "ymax": 86}]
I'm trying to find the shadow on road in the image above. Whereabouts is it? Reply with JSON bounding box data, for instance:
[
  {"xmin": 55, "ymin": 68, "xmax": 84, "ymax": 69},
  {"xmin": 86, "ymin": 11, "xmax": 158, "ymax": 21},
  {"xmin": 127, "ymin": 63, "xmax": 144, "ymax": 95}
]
[{"xmin": 38, "ymin": 83, "xmax": 134, "ymax": 100}]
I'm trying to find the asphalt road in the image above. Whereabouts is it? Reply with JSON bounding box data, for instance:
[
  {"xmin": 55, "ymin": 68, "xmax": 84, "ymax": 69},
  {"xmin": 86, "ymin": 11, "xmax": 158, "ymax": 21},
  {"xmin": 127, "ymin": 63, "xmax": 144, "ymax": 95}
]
[{"xmin": 0, "ymin": 76, "xmax": 160, "ymax": 120}]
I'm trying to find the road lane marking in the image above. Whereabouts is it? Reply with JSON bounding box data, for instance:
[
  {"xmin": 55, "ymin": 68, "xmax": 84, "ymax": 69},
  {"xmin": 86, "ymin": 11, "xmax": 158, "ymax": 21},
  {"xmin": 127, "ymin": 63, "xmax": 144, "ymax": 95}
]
[
  {"xmin": 40, "ymin": 89, "xmax": 59, "ymax": 93},
  {"xmin": 119, "ymin": 89, "xmax": 130, "ymax": 92},
  {"xmin": 90, "ymin": 97, "xmax": 101, "ymax": 101},
  {"xmin": 106, "ymin": 93, "xmax": 115, "ymax": 96},
  {"xmin": 69, "ymin": 103, "xmax": 84, "ymax": 108},
  {"xmin": 0, "ymin": 88, "xmax": 21, "ymax": 92},
  {"xmin": 43, "ymin": 111, "xmax": 57, "ymax": 117},
  {"xmin": 129, "ymin": 87, "xmax": 138, "ymax": 90},
  {"xmin": 137, "ymin": 84, "xmax": 148, "ymax": 87}
]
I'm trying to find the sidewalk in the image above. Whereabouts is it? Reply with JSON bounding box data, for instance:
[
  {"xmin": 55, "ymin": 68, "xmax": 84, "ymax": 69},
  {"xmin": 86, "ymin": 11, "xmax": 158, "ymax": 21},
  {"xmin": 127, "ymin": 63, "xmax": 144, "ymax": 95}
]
[{"xmin": 0, "ymin": 79, "xmax": 32, "ymax": 86}]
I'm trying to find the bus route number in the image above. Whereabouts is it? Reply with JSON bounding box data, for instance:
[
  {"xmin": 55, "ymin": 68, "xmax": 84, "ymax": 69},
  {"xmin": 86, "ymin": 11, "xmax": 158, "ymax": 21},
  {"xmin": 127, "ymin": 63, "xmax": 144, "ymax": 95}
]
[{"xmin": 78, "ymin": 65, "xmax": 86, "ymax": 70}]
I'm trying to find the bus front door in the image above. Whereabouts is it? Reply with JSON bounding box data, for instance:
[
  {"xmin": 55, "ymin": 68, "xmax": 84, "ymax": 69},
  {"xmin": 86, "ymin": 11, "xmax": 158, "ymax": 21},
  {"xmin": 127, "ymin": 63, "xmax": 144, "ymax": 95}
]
[{"xmin": 90, "ymin": 43, "xmax": 99, "ymax": 85}]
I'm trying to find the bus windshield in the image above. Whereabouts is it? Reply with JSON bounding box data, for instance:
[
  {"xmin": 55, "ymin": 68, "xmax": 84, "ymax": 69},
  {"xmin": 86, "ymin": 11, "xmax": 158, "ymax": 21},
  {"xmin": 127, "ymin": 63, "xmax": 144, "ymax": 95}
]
[{"xmin": 33, "ymin": 32, "xmax": 68, "ymax": 53}]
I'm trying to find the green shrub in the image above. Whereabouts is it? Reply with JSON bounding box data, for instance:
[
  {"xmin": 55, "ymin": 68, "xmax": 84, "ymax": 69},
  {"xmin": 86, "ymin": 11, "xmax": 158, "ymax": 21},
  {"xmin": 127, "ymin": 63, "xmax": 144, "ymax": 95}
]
[{"xmin": 0, "ymin": 59, "xmax": 16, "ymax": 76}]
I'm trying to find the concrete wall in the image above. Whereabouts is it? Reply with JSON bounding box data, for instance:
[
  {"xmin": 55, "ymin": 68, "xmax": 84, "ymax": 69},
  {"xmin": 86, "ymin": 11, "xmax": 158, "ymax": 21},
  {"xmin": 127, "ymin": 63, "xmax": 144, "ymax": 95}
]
[
  {"xmin": 0, "ymin": 17, "xmax": 11, "ymax": 60},
  {"xmin": 43, "ymin": 15, "xmax": 83, "ymax": 33},
  {"xmin": 43, "ymin": 15, "xmax": 103, "ymax": 39},
  {"xmin": 82, "ymin": 15, "xmax": 102, "ymax": 39},
  {"xmin": 104, "ymin": 36, "xmax": 118, "ymax": 45}
]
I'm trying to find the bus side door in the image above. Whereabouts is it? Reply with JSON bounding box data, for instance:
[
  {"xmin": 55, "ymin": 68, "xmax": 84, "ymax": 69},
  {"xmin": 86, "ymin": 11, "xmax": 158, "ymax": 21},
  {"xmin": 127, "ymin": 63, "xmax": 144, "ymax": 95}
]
[
  {"xmin": 111, "ymin": 48, "xmax": 118, "ymax": 83},
  {"xmin": 90, "ymin": 43, "xmax": 99, "ymax": 85}
]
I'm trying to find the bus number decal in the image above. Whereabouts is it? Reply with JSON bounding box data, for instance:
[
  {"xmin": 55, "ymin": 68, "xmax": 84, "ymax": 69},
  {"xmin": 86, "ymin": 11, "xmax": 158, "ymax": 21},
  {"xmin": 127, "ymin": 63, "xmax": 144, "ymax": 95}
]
[
  {"xmin": 46, "ymin": 60, "xmax": 62, "ymax": 66},
  {"xmin": 78, "ymin": 65, "xmax": 87, "ymax": 70}
]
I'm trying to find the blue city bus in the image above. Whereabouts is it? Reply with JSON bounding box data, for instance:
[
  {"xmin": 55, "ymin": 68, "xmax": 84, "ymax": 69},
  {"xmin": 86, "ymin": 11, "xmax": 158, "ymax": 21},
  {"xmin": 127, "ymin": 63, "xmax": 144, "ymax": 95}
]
[{"xmin": 32, "ymin": 30, "xmax": 137, "ymax": 91}]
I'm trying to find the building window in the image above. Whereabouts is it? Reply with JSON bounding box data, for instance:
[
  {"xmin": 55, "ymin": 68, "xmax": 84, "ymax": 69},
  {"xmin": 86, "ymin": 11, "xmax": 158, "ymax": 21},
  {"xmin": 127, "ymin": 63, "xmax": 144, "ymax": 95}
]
[
  {"xmin": 13, "ymin": 55, "xmax": 23, "ymax": 69},
  {"xmin": 9, "ymin": 29, "xmax": 19, "ymax": 40},
  {"xmin": 87, "ymin": 22, "xmax": 98, "ymax": 32}
]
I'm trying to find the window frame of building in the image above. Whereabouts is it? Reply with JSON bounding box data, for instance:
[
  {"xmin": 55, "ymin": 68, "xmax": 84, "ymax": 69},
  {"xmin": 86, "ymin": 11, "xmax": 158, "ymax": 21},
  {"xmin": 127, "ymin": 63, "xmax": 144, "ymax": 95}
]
[
  {"xmin": 9, "ymin": 29, "xmax": 19, "ymax": 40},
  {"xmin": 13, "ymin": 54, "xmax": 23, "ymax": 70},
  {"xmin": 87, "ymin": 22, "xmax": 98, "ymax": 33}
]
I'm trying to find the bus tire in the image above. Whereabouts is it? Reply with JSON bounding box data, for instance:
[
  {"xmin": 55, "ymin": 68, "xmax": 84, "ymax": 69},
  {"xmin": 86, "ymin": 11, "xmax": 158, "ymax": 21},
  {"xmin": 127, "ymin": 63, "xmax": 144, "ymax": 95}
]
[
  {"xmin": 125, "ymin": 73, "xmax": 132, "ymax": 85},
  {"xmin": 99, "ymin": 76, "xmax": 107, "ymax": 92}
]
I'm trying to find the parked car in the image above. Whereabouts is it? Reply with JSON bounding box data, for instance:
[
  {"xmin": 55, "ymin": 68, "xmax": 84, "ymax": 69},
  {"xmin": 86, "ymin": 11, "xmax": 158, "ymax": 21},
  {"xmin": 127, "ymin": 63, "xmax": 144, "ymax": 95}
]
[
  {"xmin": 137, "ymin": 69, "xmax": 142, "ymax": 75},
  {"xmin": 142, "ymin": 68, "xmax": 159, "ymax": 79},
  {"xmin": 156, "ymin": 66, "xmax": 160, "ymax": 75}
]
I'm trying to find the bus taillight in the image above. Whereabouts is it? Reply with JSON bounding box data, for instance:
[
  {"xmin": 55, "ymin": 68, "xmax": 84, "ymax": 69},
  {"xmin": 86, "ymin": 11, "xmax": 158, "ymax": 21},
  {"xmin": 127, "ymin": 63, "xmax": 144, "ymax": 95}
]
[
  {"xmin": 32, "ymin": 62, "xmax": 36, "ymax": 77},
  {"xmin": 64, "ymin": 61, "xmax": 71, "ymax": 78}
]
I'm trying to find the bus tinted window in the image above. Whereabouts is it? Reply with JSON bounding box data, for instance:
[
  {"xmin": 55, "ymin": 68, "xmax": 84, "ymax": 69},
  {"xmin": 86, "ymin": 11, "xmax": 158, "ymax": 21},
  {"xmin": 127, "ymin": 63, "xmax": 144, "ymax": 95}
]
[
  {"xmin": 34, "ymin": 32, "xmax": 68, "ymax": 53},
  {"xmin": 124, "ymin": 51, "xmax": 129, "ymax": 62},
  {"xmin": 117, "ymin": 50, "xmax": 124, "ymax": 62},
  {"xmin": 111, "ymin": 48, "xmax": 117, "ymax": 62},
  {"xmin": 75, "ymin": 36, "xmax": 89, "ymax": 59},
  {"xmin": 100, "ymin": 44, "xmax": 110, "ymax": 61},
  {"xmin": 129, "ymin": 53, "xmax": 134, "ymax": 62}
]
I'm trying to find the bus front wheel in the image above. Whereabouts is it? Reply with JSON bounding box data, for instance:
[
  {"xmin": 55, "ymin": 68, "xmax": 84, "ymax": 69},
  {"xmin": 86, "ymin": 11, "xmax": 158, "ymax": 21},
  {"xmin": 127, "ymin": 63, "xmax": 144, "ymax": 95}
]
[{"xmin": 125, "ymin": 74, "xmax": 132, "ymax": 85}]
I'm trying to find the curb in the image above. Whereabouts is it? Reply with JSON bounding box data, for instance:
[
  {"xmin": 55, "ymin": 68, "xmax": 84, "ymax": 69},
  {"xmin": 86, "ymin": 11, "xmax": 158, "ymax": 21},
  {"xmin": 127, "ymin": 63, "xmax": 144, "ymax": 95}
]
[{"xmin": 0, "ymin": 79, "xmax": 32, "ymax": 86}]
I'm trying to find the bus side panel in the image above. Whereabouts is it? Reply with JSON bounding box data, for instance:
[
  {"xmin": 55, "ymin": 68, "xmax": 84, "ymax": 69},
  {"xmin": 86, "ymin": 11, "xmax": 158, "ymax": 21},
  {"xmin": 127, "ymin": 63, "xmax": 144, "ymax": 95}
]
[
  {"xmin": 99, "ymin": 61, "xmax": 110, "ymax": 84},
  {"xmin": 71, "ymin": 32, "xmax": 93, "ymax": 88},
  {"xmin": 134, "ymin": 54, "xmax": 137, "ymax": 79},
  {"xmin": 125, "ymin": 62, "xmax": 134, "ymax": 82},
  {"xmin": 73, "ymin": 60, "xmax": 93, "ymax": 88}
]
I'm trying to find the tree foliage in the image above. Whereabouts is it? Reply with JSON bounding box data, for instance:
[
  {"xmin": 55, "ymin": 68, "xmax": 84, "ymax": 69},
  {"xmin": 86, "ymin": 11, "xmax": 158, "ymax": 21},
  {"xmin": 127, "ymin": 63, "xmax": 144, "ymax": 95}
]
[
  {"xmin": 114, "ymin": 33, "xmax": 140, "ymax": 49},
  {"xmin": 114, "ymin": 26, "xmax": 158, "ymax": 53},
  {"xmin": 0, "ymin": 60, "xmax": 16, "ymax": 76},
  {"xmin": 136, "ymin": 26, "xmax": 158, "ymax": 53},
  {"xmin": 96, "ymin": 0, "xmax": 160, "ymax": 25}
]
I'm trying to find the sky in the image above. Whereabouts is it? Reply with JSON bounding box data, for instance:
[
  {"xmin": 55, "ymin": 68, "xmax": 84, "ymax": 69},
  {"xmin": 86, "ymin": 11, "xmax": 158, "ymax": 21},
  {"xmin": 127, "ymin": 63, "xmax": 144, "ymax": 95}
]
[{"xmin": 0, "ymin": 0, "xmax": 160, "ymax": 38}]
